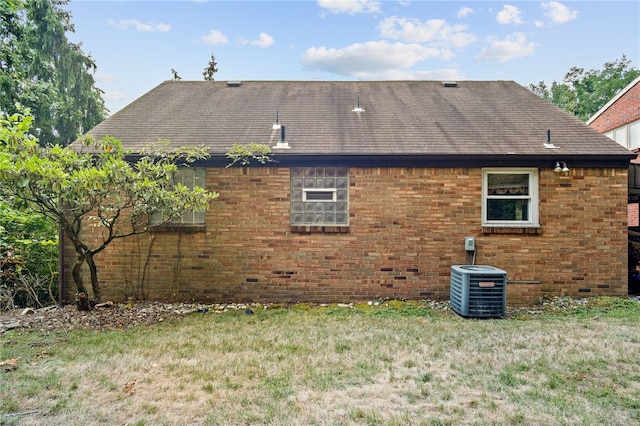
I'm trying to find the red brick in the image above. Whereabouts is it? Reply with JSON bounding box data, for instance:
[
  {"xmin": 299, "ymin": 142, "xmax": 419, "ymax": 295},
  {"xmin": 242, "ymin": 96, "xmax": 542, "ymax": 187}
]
[{"xmin": 63, "ymin": 166, "xmax": 628, "ymax": 307}]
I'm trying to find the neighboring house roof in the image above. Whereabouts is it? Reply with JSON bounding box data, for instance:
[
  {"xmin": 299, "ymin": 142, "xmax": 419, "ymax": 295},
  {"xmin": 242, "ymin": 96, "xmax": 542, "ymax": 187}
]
[
  {"xmin": 85, "ymin": 80, "xmax": 633, "ymax": 163},
  {"xmin": 587, "ymin": 75, "xmax": 640, "ymax": 127}
]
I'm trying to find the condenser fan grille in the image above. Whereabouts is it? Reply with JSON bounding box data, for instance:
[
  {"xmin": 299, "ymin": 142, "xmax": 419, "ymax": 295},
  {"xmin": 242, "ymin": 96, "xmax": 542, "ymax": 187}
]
[{"xmin": 450, "ymin": 265, "xmax": 507, "ymax": 318}]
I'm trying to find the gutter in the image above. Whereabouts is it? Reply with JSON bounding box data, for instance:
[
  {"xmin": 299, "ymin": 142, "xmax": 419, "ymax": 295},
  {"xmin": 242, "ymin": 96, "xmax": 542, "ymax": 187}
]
[{"xmin": 195, "ymin": 153, "xmax": 637, "ymax": 169}]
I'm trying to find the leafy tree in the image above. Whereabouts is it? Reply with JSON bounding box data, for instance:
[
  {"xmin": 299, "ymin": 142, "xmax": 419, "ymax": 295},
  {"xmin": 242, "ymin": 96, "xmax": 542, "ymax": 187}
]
[
  {"xmin": 0, "ymin": 0, "xmax": 106, "ymax": 146},
  {"xmin": 202, "ymin": 54, "xmax": 219, "ymax": 81},
  {"xmin": 0, "ymin": 199, "xmax": 58, "ymax": 309},
  {"xmin": 226, "ymin": 143, "xmax": 274, "ymax": 167},
  {"xmin": 0, "ymin": 111, "xmax": 217, "ymax": 303},
  {"xmin": 528, "ymin": 55, "xmax": 640, "ymax": 121}
]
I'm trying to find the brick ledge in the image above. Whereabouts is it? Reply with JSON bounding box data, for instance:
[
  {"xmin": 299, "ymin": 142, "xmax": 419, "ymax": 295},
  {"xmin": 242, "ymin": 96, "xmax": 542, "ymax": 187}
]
[
  {"xmin": 482, "ymin": 226, "xmax": 542, "ymax": 235},
  {"xmin": 152, "ymin": 224, "xmax": 206, "ymax": 233},
  {"xmin": 290, "ymin": 226, "xmax": 350, "ymax": 234}
]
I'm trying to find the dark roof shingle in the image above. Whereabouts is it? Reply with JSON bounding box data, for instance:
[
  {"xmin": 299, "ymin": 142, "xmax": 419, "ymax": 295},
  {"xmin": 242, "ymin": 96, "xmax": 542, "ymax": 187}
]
[{"xmin": 85, "ymin": 80, "xmax": 633, "ymax": 158}]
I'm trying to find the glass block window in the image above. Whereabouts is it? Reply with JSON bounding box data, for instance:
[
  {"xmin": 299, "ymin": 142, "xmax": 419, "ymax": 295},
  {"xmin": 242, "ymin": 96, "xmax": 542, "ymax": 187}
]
[
  {"xmin": 173, "ymin": 167, "xmax": 206, "ymax": 224},
  {"xmin": 291, "ymin": 167, "xmax": 349, "ymax": 225},
  {"xmin": 151, "ymin": 167, "xmax": 206, "ymax": 225},
  {"xmin": 482, "ymin": 168, "xmax": 538, "ymax": 227}
]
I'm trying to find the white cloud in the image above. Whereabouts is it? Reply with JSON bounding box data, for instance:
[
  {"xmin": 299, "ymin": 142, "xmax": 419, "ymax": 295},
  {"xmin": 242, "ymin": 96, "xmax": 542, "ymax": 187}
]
[
  {"xmin": 94, "ymin": 70, "xmax": 115, "ymax": 84},
  {"xmin": 378, "ymin": 16, "xmax": 477, "ymax": 48},
  {"xmin": 302, "ymin": 40, "xmax": 451, "ymax": 78},
  {"xmin": 201, "ymin": 30, "xmax": 228, "ymax": 45},
  {"xmin": 496, "ymin": 5, "xmax": 524, "ymax": 25},
  {"xmin": 541, "ymin": 1, "xmax": 578, "ymax": 24},
  {"xmin": 476, "ymin": 33, "xmax": 537, "ymax": 62},
  {"xmin": 457, "ymin": 7, "xmax": 474, "ymax": 18},
  {"xmin": 103, "ymin": 91, "xmax": 127, "ymax": 102},
  {"xmin": 317, "ymin": 0, "xmax": 381, "ymax": 15},
  {"xmin": 361, "ymin": 68, "xmax": 467, "ymax": 81},
  {"xmin": 251, "ymin": 33, "xmax": 274, "ymax": 48},
  {"xmin": 106, "ymin": 19, "xmax": 170, "ymax": 33}
]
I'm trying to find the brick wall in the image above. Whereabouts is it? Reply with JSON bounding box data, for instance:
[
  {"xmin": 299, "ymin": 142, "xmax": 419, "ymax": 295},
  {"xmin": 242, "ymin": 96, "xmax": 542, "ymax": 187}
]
[
  {"xmin": 63, "ymin": 166, "xmax": 629, "ymax": 307},
  {"xmin": 589, "ymin": 81, "xmax": 640, "ymax": 133},
  {"xmin": 630, "ymin": 203, "xmax": 639, "ymax": 227}
]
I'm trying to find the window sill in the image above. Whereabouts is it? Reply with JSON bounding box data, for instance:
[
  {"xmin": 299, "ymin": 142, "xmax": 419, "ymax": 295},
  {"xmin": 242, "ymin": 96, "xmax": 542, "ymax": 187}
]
[
  {"xmin": 482, "ymin": 226, "xmax": 541, "ymax": 235},
  {"xmin": 290, "ymin": 225, "xmax": 350, "ymax": 234},
  {"xmin": 152, "ymin": 224, "xmax": 206, "ymax": 233}
]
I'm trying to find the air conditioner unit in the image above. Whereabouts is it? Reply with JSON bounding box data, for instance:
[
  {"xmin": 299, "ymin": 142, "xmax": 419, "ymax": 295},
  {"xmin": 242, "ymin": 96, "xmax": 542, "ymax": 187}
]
[{"xmin": 450, "ymin": 265, "xmax": 507, "ymax": 318}]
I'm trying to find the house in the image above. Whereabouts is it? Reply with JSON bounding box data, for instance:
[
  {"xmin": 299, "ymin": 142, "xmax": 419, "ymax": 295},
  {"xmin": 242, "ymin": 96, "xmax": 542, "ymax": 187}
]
[
  {"xmin": 64, "ymin": 80, "xmax": 635, "ymax": 306},
  {"xmin": 587, "ymin": 75, "xmax": 640, "ymax": 294},
  {"xmin": 586, "ymin": 75, "xmax": 640, "ymax": 226}
]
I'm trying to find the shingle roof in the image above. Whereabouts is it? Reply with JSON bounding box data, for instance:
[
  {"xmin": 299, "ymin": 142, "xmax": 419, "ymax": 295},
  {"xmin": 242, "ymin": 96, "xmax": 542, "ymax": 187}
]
[{"xmin": 85, "ymin": 80, "xmax": 633, "ymax": 158}]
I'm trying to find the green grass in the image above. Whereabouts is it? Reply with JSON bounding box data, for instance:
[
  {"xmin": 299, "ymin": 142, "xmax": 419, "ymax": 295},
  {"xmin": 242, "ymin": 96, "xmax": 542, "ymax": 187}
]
[{"xmin": 2, "ymin": 297, "xmax": 640, "ymax": 425}]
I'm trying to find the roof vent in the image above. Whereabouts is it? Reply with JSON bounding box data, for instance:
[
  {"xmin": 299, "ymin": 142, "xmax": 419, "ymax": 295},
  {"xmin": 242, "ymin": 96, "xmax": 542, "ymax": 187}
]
[
  {"xmin": 544, "ymin": 129, "xmax": 558, "ymax": 149},
  {"xmin": 226, "ymin": 81, "xmax": 242, "ymax": 87},
  {"xmin": 273, "ymin": 124, "xmax": 290, "ymax": 149},
  {"xmin": 272, "ymin": 111, "xmax": 281, "ymax": 130},
  {"xmin": 352, "ymin": 96, "xmax": 365, "ymax": 112},
  {"xmin": 441, "ymin": 81, "xmax": 458, "ymax": 87}
]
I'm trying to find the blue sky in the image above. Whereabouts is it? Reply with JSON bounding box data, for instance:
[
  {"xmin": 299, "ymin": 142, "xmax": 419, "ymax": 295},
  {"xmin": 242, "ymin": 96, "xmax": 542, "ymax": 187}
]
[{"xmin": 67, "ymin": 1, "xmax": 640, "ymax": 115}]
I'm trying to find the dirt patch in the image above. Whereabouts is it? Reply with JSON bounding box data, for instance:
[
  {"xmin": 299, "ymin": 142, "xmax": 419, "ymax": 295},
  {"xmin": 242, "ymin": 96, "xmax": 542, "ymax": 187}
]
[
  {"xmin": 2, "ymin": 297, "xmax": 637, "ymax": 334},
  {"xmin": 0, "ymin": 302, "xmax": 254, "ymax": 334}
]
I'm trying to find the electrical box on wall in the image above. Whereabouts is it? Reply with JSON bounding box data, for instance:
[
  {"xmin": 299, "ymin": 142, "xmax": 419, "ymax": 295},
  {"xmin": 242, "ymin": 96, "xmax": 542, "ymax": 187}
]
[{"xmin": 464, "ymin": 237, "xmax": 475, "ymax": 251}]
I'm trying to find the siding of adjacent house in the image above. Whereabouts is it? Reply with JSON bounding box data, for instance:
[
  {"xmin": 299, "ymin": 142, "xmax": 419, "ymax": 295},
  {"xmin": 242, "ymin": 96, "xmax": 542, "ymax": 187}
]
[
  {"xmin": 588, "ymin": 77, "xmax": 640, "ymax": 150},
  {"xmin": 587, "ymin": 77, "xmax": 640, "ymax": 227},
  {"xmin": 629, "ymin": 204, "xmax": 639, "ymax": 227},
  {"xmin": 64, "ymin": 165, "xmax": 628, "ymax": 307}
]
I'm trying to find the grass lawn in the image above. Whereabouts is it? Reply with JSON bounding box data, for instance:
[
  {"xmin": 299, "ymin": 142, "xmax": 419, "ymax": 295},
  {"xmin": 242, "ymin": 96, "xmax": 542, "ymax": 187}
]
[{"xmin": 2, "ymin": 297, "xmax": 640, "ymax": 425}]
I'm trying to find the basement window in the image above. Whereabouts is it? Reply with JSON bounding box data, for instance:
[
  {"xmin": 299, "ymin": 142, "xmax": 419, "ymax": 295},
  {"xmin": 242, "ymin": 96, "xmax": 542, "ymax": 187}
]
[
  {"xmin": 482, "ymin": 168, "xmax": 539, "ymax": 227},
  {"xmin": 291, "ymin": 167, "xmax": 348, "ymax": 226}
]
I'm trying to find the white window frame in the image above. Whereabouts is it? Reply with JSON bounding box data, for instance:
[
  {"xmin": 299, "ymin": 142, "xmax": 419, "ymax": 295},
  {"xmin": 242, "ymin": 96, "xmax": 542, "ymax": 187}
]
[
  {"xmin": 606, "ymin": 120, "xmax": 640, "ymax": 150},
  {"xmin": 303, "ymin": 189, "xmax": 337, "ymax": 202},
  {"xmin": 482, "ymin": 168, "xmax": 539, "ymax": 227},
  {"xmin": 629, "ymin": 121, "xmax": 640, "ymax": 150}
]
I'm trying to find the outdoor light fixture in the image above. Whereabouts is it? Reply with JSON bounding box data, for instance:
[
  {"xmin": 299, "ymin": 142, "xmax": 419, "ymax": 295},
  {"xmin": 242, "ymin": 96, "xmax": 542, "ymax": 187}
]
[{"xmin": 554, "ymin": 161, "xmax": 569, "ymax": 173}]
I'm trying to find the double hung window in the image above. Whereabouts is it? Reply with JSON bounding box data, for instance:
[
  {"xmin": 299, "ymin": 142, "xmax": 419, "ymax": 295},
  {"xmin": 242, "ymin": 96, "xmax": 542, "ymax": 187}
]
[{"xmin": 482, "ymin": 169, "xmax": 538, "ymax": 227}]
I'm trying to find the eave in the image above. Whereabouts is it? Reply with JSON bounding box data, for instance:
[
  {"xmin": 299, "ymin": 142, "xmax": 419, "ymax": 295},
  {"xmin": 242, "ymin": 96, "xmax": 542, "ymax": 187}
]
[{"xmin": 192, "ymin": 153, "xmax": 636, "ymax": 169}]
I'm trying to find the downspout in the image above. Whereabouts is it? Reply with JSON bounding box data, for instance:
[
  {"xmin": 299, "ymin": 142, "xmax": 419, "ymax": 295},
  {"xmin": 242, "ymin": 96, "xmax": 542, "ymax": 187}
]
[{"xmin": 58, "ymin": 220, "xmax": 65, "ymax": 307}]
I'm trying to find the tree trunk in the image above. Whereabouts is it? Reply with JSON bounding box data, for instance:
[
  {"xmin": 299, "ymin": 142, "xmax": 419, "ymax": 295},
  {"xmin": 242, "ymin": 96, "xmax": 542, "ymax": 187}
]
[
  {"xmin": 72, "ymin": 256, "xmax": 87, "ymax": 294},
  {"xmin": 70, "ymin": 247, "xmax": 102, "ymax": 306},
  {"xmin": 86, "ymin": 252, "xmax": 101, "ymax": 303},
  {"xmin": 72, "ymin": 255, "xmax": 91, "ymax": 311},
  {"xmin": 76, "ymin": 290, "xmax": 90, "ymax": 311}
]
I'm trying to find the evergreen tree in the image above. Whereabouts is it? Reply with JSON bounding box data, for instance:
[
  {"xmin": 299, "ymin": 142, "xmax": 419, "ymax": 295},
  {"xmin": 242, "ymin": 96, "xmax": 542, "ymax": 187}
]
[
  {"xmin": 203, "ymin": 54, "xmax": 219, "ymax": 81},
  {"xmin": 0, "ymin": 0, "xmax": 106, "ymax": 146}
]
